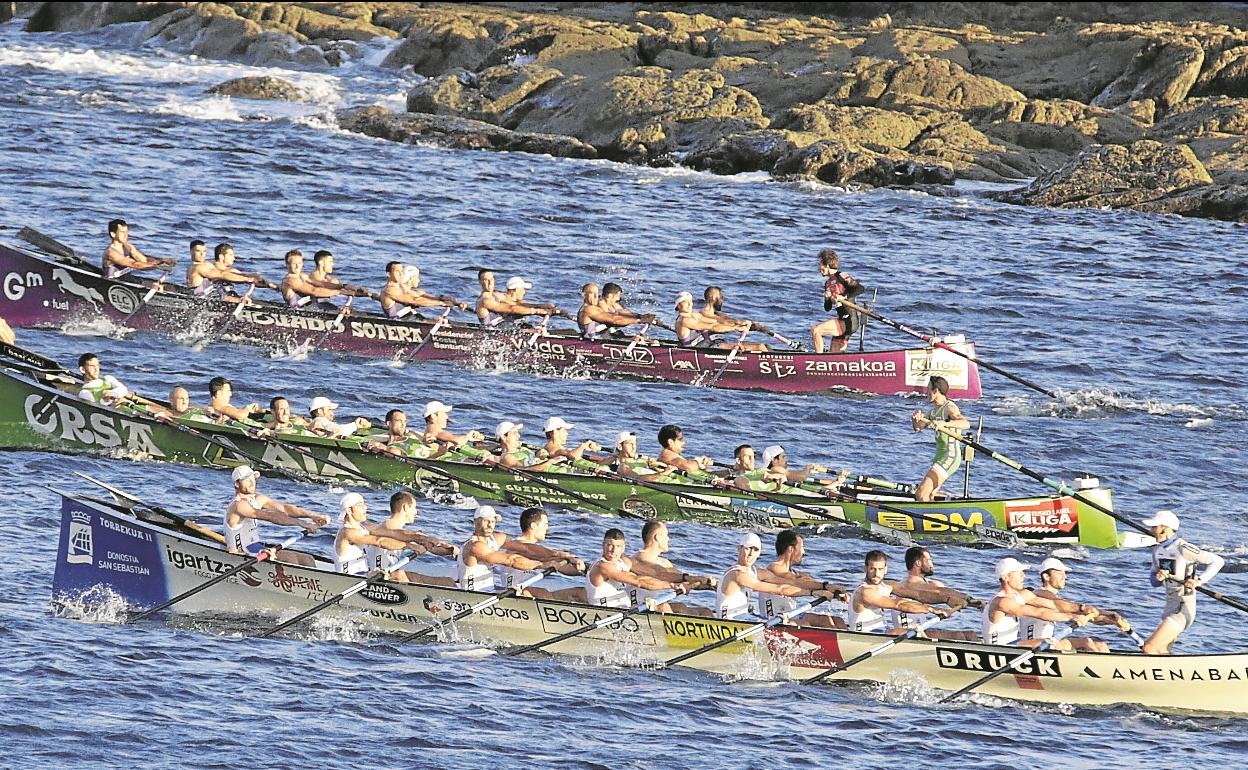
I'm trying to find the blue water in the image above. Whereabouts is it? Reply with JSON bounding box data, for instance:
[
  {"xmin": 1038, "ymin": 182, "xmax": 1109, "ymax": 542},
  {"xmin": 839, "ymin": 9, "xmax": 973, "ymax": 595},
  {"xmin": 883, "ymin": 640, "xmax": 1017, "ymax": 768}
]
[{"xmin": 1, "ymin": 18, "xmax": 1246, "ymax": 769}]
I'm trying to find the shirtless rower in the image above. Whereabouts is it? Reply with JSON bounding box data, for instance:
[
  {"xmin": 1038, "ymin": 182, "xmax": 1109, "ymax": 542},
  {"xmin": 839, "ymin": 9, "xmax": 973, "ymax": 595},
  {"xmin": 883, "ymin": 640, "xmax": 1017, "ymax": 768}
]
[
  {"xmin": 280, "ymin": 249, "xmax": 342, "ymax": 308},
  {"xmin": 1023, "ymin": 557, "xmax": 1115, "ymax": 652},
  {"xmin": 457, "ymin": 505, "xmax": 564, "ymax": 595},
  {"xmin": 811, "ymin": 248, "xmax": 865, "ymax": 353},
  {"xmin": 600, "ymin": 283, "xmax": 654, "ymax": 327},
  {"xmin": 605, "ymin": 431, "xmax": 667, "ymax": 481},
  {"xmin": 539, "ymin": 416, "xmax": 602, "ymax": 465},
  {"xmin": 655, "ymin": 423, "xmax": 718, "ymax": 481},
  {"xmin": 333, "ymin": 492, "xmax": 416, "ymax": 576},
  {"xmin": 700, "ymin": 286, "xmax": 768, "ymax": 352},
  {"xmin": 77, "ymin": 352, "xmax": 129, "ymax": 405},
  {"xmin": 260, "ymin": 396, "xmax": 311, "ymax": 435},
  {"xmin": 474, "ymin": 269, "xmax": 511, "ymax": 326},
  {"xmin": 910, "ymin": 375, "xmax": 970, "ymax": 501},
  {"xmin": 308, "ymin": 250, "xmax": 371, "ymax": 302},
  {"xmin": 627, "ymin": 520, "xmax": 715, "ymax": 615},
  {"xmin": 102, "ymin": 219, "xmax": 174, "ymax": 279},
  {"xmin": 982, "ymin": 557, "xmax": 1094, "ymax": 650},
  {"xmin": 379, "ymin": 261, "xmax": 467, "ymax": 319},
  {"xmin": 366, "ymin": 408, "xmax": 428, "ymax": 456},
  {"xmin": 185, "ymin": 239, "xmax": 208, "ymax": 288},
  {"xmin": 755, "ymin": 530, "xmax": 847, "ymax": 628},
  {"xmin": 489, "ymin": 420, "xmax": 568, "ymax": 472},
  {"xmin": 192, "ymin": 243, "xmax": 277, "ymax": 300},
  {"xmin": 586, "ymin": 528, "xmax": 689, "ymax": 609},
  {"xmin": 848, "ymin": 550, "xmax": 955, "ymax": 635},
  {"xmin": 577, "ymin": 282, "xmax": 654, "ymax": 341},
  {"xmin": 363, "ymin": 491, "xmax": 458, "ymax": 585},
  {"xmin": 891, "ymin": 547, "xmax": 978, "ymax": 641},
  {"xmin": 716, "ymin": 532, "xmax": 838, "ymax": 620},
  {"xmin": 674, "ymin": 291, "xmax": 749, "ymax": 349},
  {"xmin": 421, "ymin": 400, "xmax": 485, "ymax": 453},
  {"xmin": 224, "ymin": 465, "xmax": 327, "ymax": 567},
  {"xmin": 495, "ymin": 508, "xmax": 586, "ymax": 601},
  {"xmin": 207, "ymin": 376, "xmax": 261, "ymax": 424},
  {"xmin": 308, "ymin": 395, "xmax": 370, "ymax": 439},
  {"xmin": 1141, "ymin": 510, "xmax": 1225, "ymax": 655}
]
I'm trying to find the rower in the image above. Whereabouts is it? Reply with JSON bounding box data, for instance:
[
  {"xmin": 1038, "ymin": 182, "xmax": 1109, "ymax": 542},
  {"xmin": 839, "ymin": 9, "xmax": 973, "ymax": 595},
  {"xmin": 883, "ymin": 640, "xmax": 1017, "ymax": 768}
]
[
  {"xmin": 982, "ymin": 557, "xmax": 1093, "ymax": 650},
  {"xmin": 1141, "ymin": 510, "xmax": 1225, "ymax": 655},
  {"xmin": 379, "ymin": 261, "xmax": 467, "ymax": 319},
  {"xmin": 192, "ymin": 243, "xmax": 276, "ymax": 300},
  {"xmin": 600, "ymin": 282, "xmax": 654, "ymax": 328},
  {"xmin": 307, "ymin": 250, "xmax": 357, "ymax": 299},
  {"xmin": 334, "ymin": 492, "xmax": 414, "ymax": 576},
  {"xmin": 308, "ymin": 395, "xmax": 370, "ymax": 438},
  {"xmin": 754, "ymin": 529, "xmax": 847, "ymax": 628},
  {"xmin": 280, "ymin": 249, "xmax": 341, "ymax": 308},
  {"xmin": 655, "ymin": 423, "xmax": 717, "ymax": 481},
  {"xmin": 716, "ymin": 532, "xmax": 834, "ymax": 620},
  {"xmin": 734, "ymin": 444, "xmax": 791, "ymax": 492},
  {"xmin": 76, "ymin": 353, "xmax": 129, "ymax": 405},
  {"xmin": 753, "ymin": 445, "xmax": 845, "ymax": 494},
  {"xmin": 474, "ymin": 269, "xmax": 510, "ymax": 327},
  {"xmin": 421, "ymin": 400, "xmax": 485, "ymax": 454},
  {"xmin": 699, "ymin": 286, "xmax": 768, "ymax": 352},
  {"xmin": 539, "ymin": 416, "xmax": 602, "ymax": 466},
  {"xmin": 501, "ymin": 276, "xmax": 561, "ymax": 321},
  {"xmin": 457, "ymin": 505, "xmax": 561, "ymax": 595},
  {"xmin": 1023, "ymin": 557, "xmax": 1114, "ymax": 652},
  {"xmin": 150, "ymin": 385, "xmax": 212, "ymax": 423},
  {"xmin": 102, "ymin": 218, "xmax": 174, "ymax": 279},
  {"xmin": 674, "ymin": 291, "xmax": 748, "ymax": 348},
  {"xmin": 224, "ymin": 465, "xmax": 327, "ymax": 567},
  {"xmin": 366, "ymin": 408, "xmax": 429, "ymax": 456},
  {"xmin": 848, "ymin": 550, "xmax": 954, "ymax": 634},
  {"xmin": 909, "ymin": 375, "xmax": 970, "ymax": 501},
  {"xmin": 489, "ymin": 421, "xmax": 568, "ymax": 471},
  {"xmin": 891, "ymin": 546, "xmax": 979, "ymax": 641},
  {"xmin": 496, "ymin": 508, "xmax": 586, "ymax": 601},
  {"xmin": 260, "ymin": 395, "xmax": 311, "ymax": 435},
  {"xmin": 586, "ymin": 528, "xmax": 688, "ymax": 608},
  {"xmin": 363, "ymin": 491, "xmax": 458, "ymax": 585},
  {"xmin": 577, "ymin": 282, "xmax": 653, "ymax": 341},
  {"xmin": 606, "ymin": 431, "xmax": 666, "ymax": 481},
  {"xmin": 810, "ymin": 248, "xmax": 865, "ymax": 354},
  {"xmin": 185, "ymin": 239, "xmax": 208, "ymax": 288},
  {"xmin": 627, "ymin": 521, "xmax": 715, "ymax": 615},
  {"xmin": 207, "ymin": 376, "xmax": 261, "ymax": 424}
]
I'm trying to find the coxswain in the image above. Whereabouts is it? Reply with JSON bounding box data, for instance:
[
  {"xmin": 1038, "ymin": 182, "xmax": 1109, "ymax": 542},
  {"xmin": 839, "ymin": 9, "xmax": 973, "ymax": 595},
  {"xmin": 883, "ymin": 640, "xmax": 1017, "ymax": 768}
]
[
  {"xmin": 457, "ymin": 505, "xmax": 562, "ymax": 594},
  {"xmin": 366, "ymin": 408, "xmax": 429, "ymax": 456},
  {"xmin": 363, "ymin": 491, "xmax": 458, "ymax": 585},
  {"xmin": 193, "ymin": 243, "xmax": 276, "ymax": 299},
  {"xmin": 655, "ymin": 423, "xmax": 718, "ymax": 481},
  {"xmin": 1141, "ymin": 510, "xmax": 1225, "ymax": 655},
  {"xmin": 810, "ymin": 249, "xmax": 865, "ymax": 353},
  {"xmin": 674, "ymin": 291, "xmax": 748, "ymax": 348},
  {"xmin": 489, "ymin": 420, "xmax": 568, "ymax": 471},
  {"xmin": 910, "ymin": 375, "xmax": 970, "ymax": 501},
  {"xmin": 577, "ymin": 282, "xmax": 654, "ymax": 341},
  {"xmin": 76, "ymin": 352, "xmax": 129, "ymax": 405},
  {"xmin": 982, "ymin": 557, "xmax": 1094, "ymax": 650},
  {"xmin": 185, "ymin": 239, "xmax": 208, "ymax": 288},
  {"xmin": 627, "ymin": 520, "xmax": 715, "ymax": 615},
  {"xmin": 848, "ymin": 550, "xmax": 955, "ymax": 634},
  {"xmin": 474, "ymin": 269, "xmax": 511, "ymax": 327},
  {"xmin": 334, "ymin": 492, "xmax": 415, "ymax": 575},
  {"xmin": 605, "ymin": 431, "xmax": 666, "ymax": 481},
  {"xmin": 700, "ymin": 286, "xmax": 768, "ymax": 352},
  {"xmin": 102, "ymin": 218, "xmax": 174, "ymax": 279},
  {"xmin": 539, "ymin": 416, "xmax": 602, "ymax": 466},
  {"xmin": 716, "ymin": 532, "xmax": 836, "ymax": 620},
  {"xmin": 586, "ymin": 528, "xmax": 689, "ymax": 608},
  {"xmin": 379, "ymin": 261, "xmax": 467, "ymax": 319},
  {"xmin": 421, "ymin": 400, "xmax": 485, "ymax": 453},
  {"xmin": 308, "ymin": 395, "xmax": 370, "ymax": 438},
  {"xmin": 501, "ymin": 276, "xmax": 561, "ymax": 321},
  {"xmin": 280, "ymin": 249, "xmax": 342, "ymax": 308},
  {"xmin": 753, "ymin": 530, "xmax": 847, "ymax": 628},
  {"xmin": 890, "ymin": 546, "xmax": 979, "ymax": 641},
  {"xmin": 496, "ymin": 508, "xmax": 586, "ymax": 601},
  {"xmin": 260, "ymin": 395, "xmax": 311, "ymax": 435},
  {"xmin": 207, "ymin": 376, "xmax": 261, "ymax": 424},
  {"xmin": 224, "ymin": 465, "xmax": 327, "ymax": 567},
  {"xmin": 1023, "ymin": 557, "xmax": 1115, "ymax": 652}
]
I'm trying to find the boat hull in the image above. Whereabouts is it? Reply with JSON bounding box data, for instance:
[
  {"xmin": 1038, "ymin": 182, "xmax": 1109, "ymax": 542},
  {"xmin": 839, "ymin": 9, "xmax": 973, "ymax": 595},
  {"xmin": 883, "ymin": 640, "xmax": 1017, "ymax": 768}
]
[
  {"xmin": 52, "ymin": 494, "xmax": 1247, "ymax": 717},
  {"xmin": 0, "ymin": 241, "xmax": 983, "ymax": 398}
]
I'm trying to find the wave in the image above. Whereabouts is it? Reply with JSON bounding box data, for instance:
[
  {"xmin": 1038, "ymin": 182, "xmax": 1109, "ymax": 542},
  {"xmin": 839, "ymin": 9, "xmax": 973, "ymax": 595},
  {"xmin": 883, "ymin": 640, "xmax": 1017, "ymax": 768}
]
[{"xmin": 991, "ymin": 389, "xmax": 1247, "ymax": 421}]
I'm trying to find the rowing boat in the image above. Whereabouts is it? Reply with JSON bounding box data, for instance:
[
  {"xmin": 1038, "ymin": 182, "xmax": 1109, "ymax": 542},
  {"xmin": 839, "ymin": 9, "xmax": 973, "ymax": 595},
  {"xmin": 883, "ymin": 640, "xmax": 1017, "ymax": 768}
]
[
  {"xmin": 0, "ymin": 238, "xmax": 983, "ymax": 398},
  {"xmin": 0, "ymin": 364, "xmax": 1122, "ymax": 547},
  {"xmin": 51, "ymin": 491, "xmax": 1248, "ymax": 717}
]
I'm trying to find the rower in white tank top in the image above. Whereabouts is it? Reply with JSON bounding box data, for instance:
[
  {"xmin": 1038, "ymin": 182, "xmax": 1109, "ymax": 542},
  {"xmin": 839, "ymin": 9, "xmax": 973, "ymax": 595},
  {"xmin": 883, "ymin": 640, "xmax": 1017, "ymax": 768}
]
[
  {"xmin": 458, "ymin": 533, "xmax": 500, "ymax": 592},
  {"xmin": 224, "ymin": 493, "xmax": 264, "ymax": 556},
  {"xmin": 586, "ymin": 558, "xmax": 632, "ymax": 608},
  {"xmin": 754, "ymin": 587, "xmax": 797, "ymax": 620},
  {"xmin": 335, "ymin": 521, "xmax": 370, "ymax": 575},
  {"xmin": 715, "ymin": 564, "xmax": 756, "ymax": 620},
  {"xmin": 848, "ymin": 581, "xmax": 892, "ymax": 632},
  {"xmin": 982, "ymin": 587, "xmax": 1024, "ymax": 644}
]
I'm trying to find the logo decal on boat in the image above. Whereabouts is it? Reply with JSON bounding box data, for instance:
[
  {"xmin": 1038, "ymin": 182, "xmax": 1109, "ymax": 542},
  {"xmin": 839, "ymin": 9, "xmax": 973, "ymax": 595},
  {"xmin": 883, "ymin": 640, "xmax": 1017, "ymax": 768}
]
[
  {"xmin": 67, "ymin": 511, "xmax": 93, "ymax": 564},
  {"xmin": 937, "ymin": 647, "xmax": 1062, "ymax": 677},
  {"xmin": 3, "ymin": 270, "xmax": 43, "ymax": 301},
  {"xmin": 622, "ymin": 496, "xmax": 658, "ymax": 520},
  {"xmin": 871, "ymin": 507, "xmax": 990, "ymax": 533},
  {"xmin": 360, "ymin": 583, "xmax": 408, "ymax": 607},
  {"xmin": 1005, "ymin": 499, "xmax": 1079, "ymax": 537},
  {"xmin": 24, "ymin": 394, "xmax": 167, "ymax": 457},
  {"xmin": 51, "ymin": 267, "xmax": 104, "ymax": 309},
  {"xmin": 106, "ymin": 286, "xmax": 139, "ymax": 314}
]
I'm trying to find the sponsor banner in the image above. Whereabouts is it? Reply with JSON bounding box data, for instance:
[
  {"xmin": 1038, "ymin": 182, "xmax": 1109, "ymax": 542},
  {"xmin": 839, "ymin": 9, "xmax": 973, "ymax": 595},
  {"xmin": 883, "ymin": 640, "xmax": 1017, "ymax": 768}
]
[
  {"xmin": 904, "ymin": 348, "xmax": 969, "ymax": 389},
  {"xmin": 538, "ymin": 603, "xmax": 656, "ymax": 645},
  {"xmin": 936, "ymin": 646, "xmax": 1063, "ymax": 678},
  {"xmin": 661, "ymin": 616, "xmax": 743, "ymax": 650},
  {"xmin": 419, "ymin": 593, "xmax": 534, "ymax": 625},
  {"xmin": 868, "ymin": 505, "xmax": 995, "ymax": 534},
  {"xmin": 24, "ymin": 393, "xmax": 166, "ymax": 457},
  {"xmin": 1004, "ymin": 498, "xmax": 1080, "ymax": 541},
  {"xmin": 767, "ymin": 627, "xmax": 843, "ymax": 666},
  {"xmin": 53, "ymin": 499, "xmax": 168, "ymax": 606}
]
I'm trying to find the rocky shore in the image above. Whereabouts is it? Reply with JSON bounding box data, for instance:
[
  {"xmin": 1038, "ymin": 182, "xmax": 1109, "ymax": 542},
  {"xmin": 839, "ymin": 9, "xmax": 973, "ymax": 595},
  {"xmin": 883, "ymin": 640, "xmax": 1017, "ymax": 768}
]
[{"xmin": 23, "ymin": 2, "xmax": 1248, "ymax": 221}]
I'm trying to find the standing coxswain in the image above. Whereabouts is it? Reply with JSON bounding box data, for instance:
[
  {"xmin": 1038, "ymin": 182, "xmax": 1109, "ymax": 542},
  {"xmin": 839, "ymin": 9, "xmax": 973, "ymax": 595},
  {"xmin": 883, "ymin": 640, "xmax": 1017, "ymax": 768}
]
[
  {"xmin": 627, "ymin": 520, "xmax": 715, "ymax": 615},
  {"xmin": 982, "ymin": 557, "xmax": 1094, "ymax": 650},
  {"xmin": 754, "ymin": 530, "xmax": 846, "ymax": 628},
  {"xmin": 586, "ymin": 528, "xmax": 688, "ymax": 608},
  {"xmin": 76, "ymin": 352, "xmax": 129, "ymax": 405},
  {"xmin": 333, "ymin": 492, "xmax": 416, "ymax": 575},
  {"xmin": 810, "ymin": 249, "xmax": 864, "ymax": 354},
  {"xmin": 103, "ymin": 218, "xmax": 175, "ymax": 279},
  {"xmin": 910, "ymin": 375, "xmax": 970, "ymax": 501},
  {"xmin": 1141, "ymin": 510, "xmax": 1225, "ymax": 655},
  {"xmin": 223, "ymin": 466, "xmax": 327, "ymax": 567}
]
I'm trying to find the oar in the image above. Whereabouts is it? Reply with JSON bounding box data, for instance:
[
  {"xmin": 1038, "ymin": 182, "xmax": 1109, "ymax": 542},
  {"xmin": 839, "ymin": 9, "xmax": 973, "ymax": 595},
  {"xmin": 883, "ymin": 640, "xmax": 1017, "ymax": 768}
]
[
  {"xmin": 836, "ymin": 297, "xmax": 1056, "ymax": 398},
  {"xmin": 119, "ymin": 269, "xmax": 171, "ymax": 326},
  {"xmin": 258, "ymin": 554, "xmax": 415, "ymax": 638},
  {"xmin": 803, "ymin": 614, "xmax": 946, "ymax": 685},
  {"xmin": 17, "ymin": 226, "xmax": 89, "ymax": 266},
  {"xmin": 699, "ymin": 328, "xmax": 750, "ymax": 388},
  {"xmin": 527, "ymin": 313, "xmax": 552, "ymax": 346},
  {"xmin": 504, "ymin": 590, "xmax": 676, "ymax": 657},
  {"xmin": 663, "ymin": 596, "xmax": 829, "ymax": 668},
  {"xmin": 129, "ymin": 531, "xmax": 306, "ymax": 622},
  {"xmin": 750, "ymin": 322, "xmax": 805, "ymax": 351},
  {"xmin": 936, "ymin": 428, "xmax": 1248, "ymax": 615},
  {"xmin": 72, "ymin": 471, "xmax": 225, "ymax": 544},
  {"xmin": 600, "ymin": 323, "xmax": 650, "ymax": 379},
  {"xmin": 304, "ymin": 294, "xmax": 351, "ymax": 353},
  {"xmin": 0, "ymin": 340, "xmax": 68, "ymax": 372},
  {"xmin": 398, "ymin": 567, "xmax": 556, "ymax": 643},
  {"xmin": 402, "ymin": 306, "xmax": 451, "ymax": 364},
  {"xmin": 940, "ymin": 626, "xmax": 1074, "ymax": 704},
  {"xmin": 210, "ymin": 283, "xmax": 256, "ymax": 342}
]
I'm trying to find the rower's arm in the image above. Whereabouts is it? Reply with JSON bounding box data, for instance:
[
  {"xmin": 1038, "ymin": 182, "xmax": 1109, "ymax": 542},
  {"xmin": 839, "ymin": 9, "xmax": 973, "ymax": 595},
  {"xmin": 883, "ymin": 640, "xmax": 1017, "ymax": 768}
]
[
  {"xmin": 738, "ymin": 570, "xmax": 807, "ymax": 598},
  {"xmin": 865, "ymin": 584, "xmax": 934, "ymax": 614},
  {"xmin": 241, "ymin": 500, "xmax": 315, "ymax": 529},
  {"xmin": 501, "ymin": 540, "xmax": 567, "ymax": 562},
  {"xmin": 1184, "ymin": 543, "xmax": 1225, "ymax": 586},
  {"xmin": 345, "ymin": 527, "xmax": 408, "ymax": 552},
  {"xmin": 1003, "ymin": 593, "xmax": 1074, "ymax": 623},
  {"xmin": 292, "ymin": 275, "xmax": 342, "ymax": 298},
  {"xmin": 599, "ymin": 560, "xmax": 674, "ymax": 591}
]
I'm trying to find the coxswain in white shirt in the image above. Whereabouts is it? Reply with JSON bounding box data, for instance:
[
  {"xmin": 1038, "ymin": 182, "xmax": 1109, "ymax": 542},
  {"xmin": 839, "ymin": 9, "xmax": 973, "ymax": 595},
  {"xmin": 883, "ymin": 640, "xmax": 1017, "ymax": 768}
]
[
  {"xmin": 627, "ymin": 520, "xmax": 715, "ymax": 615},
  {"xmin": 334, "ymin": 492, "xmax": 414, "ymax": 576},
  {"xmin": 716, "ymin": 533, "xmax": 837, "ymax": 620},
  {"xmin": 982, "ymin": 557, "xmax": 1094, "ymax": 650},
  {"xmin": 223, "ymin": 466, "xmax": 327, "ymax": 567},
  {"xmin": 586, "ymin": 528, "xmax": 689, "ymax": 609},
  {"xmin": 1140, "ymin": 510, "xmax": 1225, "ymax": 655},
  {"xmin": 754, "ymin": 530, "xmax": 847, "ymax": 628},
  {"xmin": 848, "ymin": 550, "xmax": 954, "ymax": 635},
  {"xmin": 77, "ymin": 352, "xmax": 129, "ymax": 405}
]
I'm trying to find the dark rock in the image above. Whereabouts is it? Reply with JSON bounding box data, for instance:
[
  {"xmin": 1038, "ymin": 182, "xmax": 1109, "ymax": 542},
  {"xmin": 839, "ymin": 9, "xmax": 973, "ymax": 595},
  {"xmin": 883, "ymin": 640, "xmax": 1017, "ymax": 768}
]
[{"xmin": 209, "ymin": 75, "xmax": 305, "ymax": 101}]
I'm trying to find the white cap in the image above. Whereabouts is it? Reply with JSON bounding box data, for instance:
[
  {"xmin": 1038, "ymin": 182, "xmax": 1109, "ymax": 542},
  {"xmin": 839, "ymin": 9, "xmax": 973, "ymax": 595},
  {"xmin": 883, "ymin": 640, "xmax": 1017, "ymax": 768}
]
[
  {"xmin": 473, "ymin": 505, "xmax": 501, "ymax": 521},
  {"xmin": 308, "ymin": 396, "xmax": 338, "ymax": 413},
  {"xmin": 230, "ymin": 465, "xmax": 259, "ymax": 483},
  {"xmin": 423, "ymin": 400, "xmax": 453, "ymax": 418},
  {"xmin": 403, "ymin": 265, "xmax": 420, "ymax": 282},
  {"xmin": 340, "ymin": 492, "xmax": 364, "ymax": 513},
  {"xmin": 761, "ymin": 444, "xmax": 785, "ymax": 468},
  {"xmin": 615, "ymin": 431, "xmax": 637, "ymax": 447},
  {"xmin": 1142, "ymin": 510, "xmax": 1180, "ymax": 530},
  {"xmin": 674, "ymin": 290, "xmax": 693, "ymax": 307},
  {"xmin": 1039, "ymin": 557, "xmax": 1071, "ymax": 574},
  {"xmin": 544, "ymin": 416, "xmax": 574, "ymax": 433},
  {"xmin": 994, "ymin": 557, "xmax": 1029, "ymax": 579},
  {"xmin": 505, "ymin": 276, "xmax": 532, "ymax": 290},
  {"xmin": 738, "ymin": 532, "xmax": 762, "ymax": 550},
  {"xmin": 496, "ymin": 420, "xmax": 523, "ymax": 440}
]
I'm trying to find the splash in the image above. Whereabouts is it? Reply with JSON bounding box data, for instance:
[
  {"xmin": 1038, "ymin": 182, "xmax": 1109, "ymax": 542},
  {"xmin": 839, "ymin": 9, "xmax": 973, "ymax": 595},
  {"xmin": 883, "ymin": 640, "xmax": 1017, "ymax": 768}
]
[
  {"xmin": 60, "ymin": 317, "xmax": 129, "ymax": 339},
  {"xmin": 50, "ymin": 585, "xmax": 131, "ymax": 624},
  {"xmin": 992, "ymin": 389, "xmax": 1244, "ymax": 421}
]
